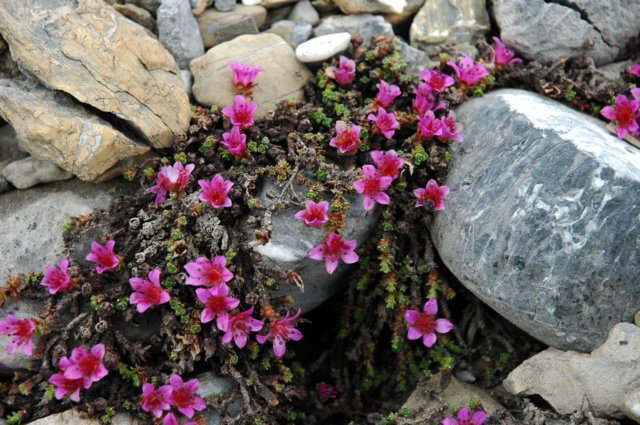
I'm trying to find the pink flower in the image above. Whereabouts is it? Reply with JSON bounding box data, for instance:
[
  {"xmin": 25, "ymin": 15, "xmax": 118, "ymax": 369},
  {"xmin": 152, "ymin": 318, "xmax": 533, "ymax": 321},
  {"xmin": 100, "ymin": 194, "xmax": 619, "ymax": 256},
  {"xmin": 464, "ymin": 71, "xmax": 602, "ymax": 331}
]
[
  {"xmin": 256, "ymin": 308, "xmax": 303, "ymax": 358},
  {"xmin": 316, "ymin": 382, "xmax": 337, "ymax": 401},
  {"xmin": 41, "ymin": 258, "xmax": 74, "ymax": 294},
  {"xmin": 371, "ymin": 150, "xmax": 404, "ymax": 180},
  {"xmin": 221, "ymin": 126, "xmax": 247, "ymax": 158},
  {"xmin": 184, "ymin": 256, "xmax": 234, "ymax": 287},
  {"xmin": 149, "ymin": 162, "xmax": 195, "ymax": 204},
  {"xmin": 438, "ymin": 111, "xmax": 463, "ymax": 142},
  {"xmin": 491, "ymin": 37, "xmax": 522, "ymax": 68},
  {"xmin": 417, "ymin": 110, "xmax": 443, "ymax": 139},
  {"xmin": 129, "ymin": 268, "xmax": 171, "ymax": 313},
  {"xmin": 374, "ymin": 80, "xmax": 401, "ymax": 108},
  {"xmin": 414, "ymin": 179, "xmax": 450, "ymax": 211},
  {"xmin": 367, "ymin": 107, "xmax": 399, "ymax": 139},
  {"xmin": 601, "ymin": 94, "xmax": 640, "ymax": 138},
  {"xmin": 141, "ymin": 382, "xmax": 173, "ymax": 418},
  {"xmin": 413, "ymin": 89, "xmax": 446, "ymax": 116},
  {"xmin": 168, "ymin": 374, "xmax": 207, "ymax": 418},
  {"xmin": 196, "ymin": 285, "xmax": 240, "ymax": 331},
  {"xmin": 629, "ymin": 64, "xmax": 640, "ymax": 77},
  {"xmin": 85, "ymin": 240, "xmax": 119, "ymax": 274},
  {"xmin": 419, "ymin": 69, "xmax": 455, "ymax": 93},
  {"xmin": 229, "ymin": 61, "xmax": 263, "ymax": 90},
  {"xmin": 325, "ymin": 56, "xmax": 355, "ymax": 85},
  {"xmin": 294, "ymin": 200, "xmax": 329, "ymax": 228},
  {"xmin": 330, "ymin": 121, "xmax": 361, "ymax": 154},
  {"xmin": 447, "ymin": 57, "xmax": 489, "ymax": 88},
  {"xmin": 63, "ymin": 344, "xmax": 109, "ymax": 389},
  {"xmin": 353, "ymin": 165, "xmax": 393, "ymax": 211},
  {"xmin": 163, "ymin": 413, "xmax": 198, "ymax": 425},
  {"xmin": 198, "ymin": 174, "xmax": 233, "ymax": 209},
  {"xmin": 405, "ymin": 299, "xmax": 453, "ymax": 348},
  {"xmin": 308, "ymin": 233, "xmax": 359, "ymax": 274},
  {"xmin": 49, "ymin": 371, "xmax": 83, "ymax": 402},
  {"xmin": 442, "ymin": 408, "xmax": 487, "ymax": 425},
  {"xmin": 221, "ymin": 307, "xmax": 264, "ymax": 349},
  {"xmin": 0, "ymin": 315, "xmax": 36, "ymax": 356},
  {"xmin": 221, "ymin": 95, "xmax": 257, "ymax": 129}
]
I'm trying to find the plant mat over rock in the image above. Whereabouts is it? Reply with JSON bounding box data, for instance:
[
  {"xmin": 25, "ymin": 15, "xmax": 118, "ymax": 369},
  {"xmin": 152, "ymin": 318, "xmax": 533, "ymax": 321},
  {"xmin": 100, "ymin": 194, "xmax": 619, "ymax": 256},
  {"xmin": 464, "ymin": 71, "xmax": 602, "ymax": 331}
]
[{"xmin": 0, "ymin": 37, "xmax": 633, "ymax": 425}]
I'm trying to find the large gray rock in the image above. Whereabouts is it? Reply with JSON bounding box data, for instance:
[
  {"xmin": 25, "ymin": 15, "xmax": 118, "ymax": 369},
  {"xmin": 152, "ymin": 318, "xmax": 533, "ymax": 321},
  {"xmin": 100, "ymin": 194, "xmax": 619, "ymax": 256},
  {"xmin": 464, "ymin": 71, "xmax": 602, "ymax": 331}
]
[
  {"xmin": 157, "ymin": 0, "xmax": 206, "ymax": 69},
  {"xmin": 314, "ymin": 14, "xmax": 394, "ymax": 48},
  {"xmin": 493, "ymin": 0, "xmax": 640, "ymax": 66},
  {"xmin": 2, "ymin": 157, "xmax": 73, "ymax": 189},
  {"xmin": 431, "ymin": 89, "xmax": 640, "ymax": 352},
  {"xmin": 288, "ymin": 0, "xmax": 319, "ymax": 25},
  {"xmin": 504, "ymin": 323, "xmax": 640, "ymax": 420}
]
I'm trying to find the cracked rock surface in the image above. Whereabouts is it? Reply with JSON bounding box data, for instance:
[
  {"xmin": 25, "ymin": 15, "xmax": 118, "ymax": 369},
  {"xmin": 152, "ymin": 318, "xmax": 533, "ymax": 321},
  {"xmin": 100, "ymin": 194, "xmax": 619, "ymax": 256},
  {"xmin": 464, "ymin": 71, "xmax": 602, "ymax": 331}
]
[{"xmin": 493, "ymin": 0, "xmax": 640, "ymax": 66}]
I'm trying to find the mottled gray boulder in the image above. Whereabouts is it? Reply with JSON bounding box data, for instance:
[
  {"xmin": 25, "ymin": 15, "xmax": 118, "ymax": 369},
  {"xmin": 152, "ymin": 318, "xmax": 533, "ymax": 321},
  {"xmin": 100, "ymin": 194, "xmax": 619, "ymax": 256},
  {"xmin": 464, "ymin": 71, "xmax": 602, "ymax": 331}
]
[
  {"xmin": 2, "ymin": 157, "xmax": 73, "ymax": 189},
  {"xmin": 314, "ymin": 14, "xmax": 394, "ymax": 48},
  {"xmin": 157, "ymin": 0, "xmax": 205, "ymax": 69},
  {"xmin": 493, "ymin": 0, "xmax": 640, "ymax": 66},
  {"xmin": 431, "ymin": 89, "xmax": 640, "ymax": 352}
]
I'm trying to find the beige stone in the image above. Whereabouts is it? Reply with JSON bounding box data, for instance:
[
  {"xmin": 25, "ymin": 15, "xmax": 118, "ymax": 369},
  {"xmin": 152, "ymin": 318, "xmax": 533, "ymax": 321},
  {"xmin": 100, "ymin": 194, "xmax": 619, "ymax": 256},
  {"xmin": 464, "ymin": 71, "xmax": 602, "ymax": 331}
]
[
  {"xmin": 28, "ymin": 410, "xmax": 140, "ymax": 425},
  {"xmin": 197, "ymin": 7, "xmax": 261, "ymax": 48},
  {"xmin": 334, "ymin": 0, "xmax": 404, "ymax": 14},
  {"xmin": 0, "ymin": 79, "xmax": 150, "ymax": 182},
  {"xmin": 384, "ymin": 0, "xmax": 424, "ymax": 25},
  {"xmin": 190, "ymin": 34, "xmax": 311, "ymax": 117},
  {"xmin": 198, "ymin": 4, "xmax": 267, "ymax": 29},
  {"xmin": 0, "ymin": 0, "xmax": 190, "ymax": 149},
  {"xmin": 113, "ymin": 3, "xmax": 156, "ymax": 32}
]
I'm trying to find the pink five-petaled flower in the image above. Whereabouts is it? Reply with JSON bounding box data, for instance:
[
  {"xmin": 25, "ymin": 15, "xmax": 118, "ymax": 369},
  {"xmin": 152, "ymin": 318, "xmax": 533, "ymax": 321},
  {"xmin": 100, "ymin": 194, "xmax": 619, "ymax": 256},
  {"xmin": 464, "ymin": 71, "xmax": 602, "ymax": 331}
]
[
  {"xmin": 417, "ymin": 110, "xmax": 443, "ymax": 139},
  {"xmin": 163, "ymin": 413, "xmax": 198, "ymax": 425},
  {"xmin": 447, "ymin": 57, "xmax": 489, "ymax": 88},
  {"xmin": 438, "ymin": 110, "xmax": 464, "ymax": 143},
  {"xmin": 442, "ymin": 408, "xmax": 488, "ymax": 425},
  {"xmin": 413, "ymin": 89, "xmax": 446, "ymax": 116},
  {"xmin": 141, "ymin": 382, "xmax": 173, "ymax": 419},
  {"xmin": 221, "ymin": 95, "xmax": 257, "ymax": 129},
  {"xmin": 221, "ymin": 126, "xmax": 247, "ymax": 158},
  {"xmin": 353, "ymin": 165, "xmax": 393, "ymax": 211},
  {"xmin": 222, "ymin": 307, "xmax": 264, "ymax": 349},
  {"xmin": 308, "ymin": 233, "xmax": 359, "ymax": 275},
  {"xmin": 256, "ymin": 308, "xmax": 303, "ymax": 358},
  {"xmin": 374, "ymin": 80, "xmax": 401, "ymax": 108},
  {"xmin": 371, "ymin": 150, "xmax": 404, "ymax": 180},
  {"xmin": 85, "ymin": 240, "xmax": 119, "ymax": 274},
  {"xmin": 629, "ymin": 64, "xmax": 640, "ymax": 77},
  {"xmin": 325, "ymin": 56, "xmax": 356, "ymax": 85},
  {"xmin": 129, "ymin": 268, "xmax": 171, "ymax": 313},
  {"xmin": 419, "ymin": 69, "xmax": 455, "ymax": 93},
  {"xmin": 49, "ymin": 356, "xmax": 83, "ymax": 402},
  {"xmin": 316, "ymin": 382, "xmax": 337, "ymax": 401},
  {"xmin": 491, "ymin": 37, "xmax": 523, "ymax": 69},
  {"xmin": 294, "ymin": 200, "xmax": 329, "ymax": 228},
  {"xmin": 600, "ymin": 94, "xmax": 640, "ymax": 138},
  {"xmin": 330, "ymin": 121, "xmax": 361, "ymax": 154},
  {"xmin": 198, "ymin": 174, "xmax": 233, "ymax": 209},
  {"xmin": 0, "ymin": 315, "xmax": 36, "ymax": 356},
  {"xmin": 367, "ymin": 107, "xmax": 399, "ymax": 139},
  {"xmin": 63, "ymin": 344, "xmax": 109, "ymax": 389},
  {"xmin": 169, "ymin": 374, "xmax": 207, "ymax": 418},
  {"xmin": 229, "ymin": 61, "xmax": 263, "ymax": 90},
  {"xmin": 405, "ymin": 299, "xmax": 453, "ymax": 348},
  {"xmin": 185, "ymin": 256, "xmax": 234, "ymax": 287},
  {"xmin": 149, "ymin": 162, "xmax": 195, "ymax": 204},
  {"xmin": 196, "ymin": 285, "xmax": 240, "ymax": 331},
  {"xmin": 414, "ymin": 179, "xmax": 450, "ymax": 211},
  {"xmin": 41, "ymin": 258, "xmax": 74, "ymax": 294}
]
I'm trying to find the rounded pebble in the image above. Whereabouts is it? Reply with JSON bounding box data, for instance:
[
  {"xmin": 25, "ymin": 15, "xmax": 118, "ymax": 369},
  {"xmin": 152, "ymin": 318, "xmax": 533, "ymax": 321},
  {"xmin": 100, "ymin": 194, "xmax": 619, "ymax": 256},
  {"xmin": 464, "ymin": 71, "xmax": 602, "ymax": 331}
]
[
  {"xmin": 295, "ymin": 32, "xmax": 351, "ymax": 63},
  {"xmin": 241, "ymin": 0, "xmax": 262, "ymax": 5}
]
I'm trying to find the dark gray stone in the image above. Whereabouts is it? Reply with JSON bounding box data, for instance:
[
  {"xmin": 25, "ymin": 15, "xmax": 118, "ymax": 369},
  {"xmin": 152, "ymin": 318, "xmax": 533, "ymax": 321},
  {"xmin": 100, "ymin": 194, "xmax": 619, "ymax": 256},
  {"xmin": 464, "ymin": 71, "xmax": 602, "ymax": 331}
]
[
  {"xmin": 157, "ymin": 0, "xmax": 205, "ymax": 69},
  {"xmin": 394, "ymin": 37, "xmax": 437, "ymax": 76},
  {"xmin": 431, "ymin": 89, "xmax": 640, "ymax": 352},
  {"xmin": 314, "ymin": 14, "xmax": 394, "ymax": 48},
  {"xmin": 214, "ymin": 0, "xmax": 236, "ymax": 11},
  {"xmin": 493, "ymin": 0, "xmax": 640, "ymax": 66}
]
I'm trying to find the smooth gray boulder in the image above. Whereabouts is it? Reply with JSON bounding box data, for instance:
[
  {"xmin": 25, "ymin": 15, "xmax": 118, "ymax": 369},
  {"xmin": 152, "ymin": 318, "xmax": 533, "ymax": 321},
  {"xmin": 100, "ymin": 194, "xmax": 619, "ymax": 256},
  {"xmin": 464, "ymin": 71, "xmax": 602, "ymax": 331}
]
[
  {"xmin": 157, "ymin": 0, "xmax": 206, "ymax": 69},
  {"xmin": 3, "ymin": 157, "xmax": 73, "ymax": 189},
  {"xmin": 431, "ymin": 89, "xmax": 640, "ymax": 352}
]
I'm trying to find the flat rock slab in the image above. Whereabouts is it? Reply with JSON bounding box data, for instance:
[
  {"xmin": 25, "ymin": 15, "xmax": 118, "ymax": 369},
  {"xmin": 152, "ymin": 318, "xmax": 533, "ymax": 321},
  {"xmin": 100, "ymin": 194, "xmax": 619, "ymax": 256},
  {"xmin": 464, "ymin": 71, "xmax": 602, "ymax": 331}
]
[
  {"xmin": 0, "ymin": 79, "xmax": 150, "ymax": 182},
  {"xmin": 190, "ymin": 34, "xmax": 311, "ymax": 118},
  {"xmin": 0, "ymin": 0, "xmax": 190, "ymax": 148},
  {"xmin": 504, "ymin": 323, "xmax": 640, "ymax": 420},
  {"xmin": 431, "ymin": 89, "xmax": 640, "ymax": 352}
]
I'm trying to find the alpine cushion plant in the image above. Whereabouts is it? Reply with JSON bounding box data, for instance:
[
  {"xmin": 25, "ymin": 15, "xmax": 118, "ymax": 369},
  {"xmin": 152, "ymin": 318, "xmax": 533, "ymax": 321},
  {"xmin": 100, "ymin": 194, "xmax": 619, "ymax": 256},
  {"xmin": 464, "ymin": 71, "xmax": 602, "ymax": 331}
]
[
  {"xmin": 168, "ymin": 373, "xmax": 207, "ymax": 418},
  {"xmin": 447, "ymin": 57, "xmax": 489, "ymax": 88},
  {"xmin": 308, "ymin": 233, "xmax": 359, "ymax": 274},
  {"xmin": 417, "ymin": 110, "xmax": 443, "ymax": 139},
  {"xmin": 413, "ymin": 90, "xmax": 445, "ymax": 116},
  {"xmin": 600, "ymin": 93, "xmax": 640, "ymax": 138},
  {"xmin": 221, "ymin": 126, "xmax": 248, "ymax": 158},
  {"xmin": 374, "ymin": 80, "xmax": 401, "ymax": 109},
  {"xmin": 256, "ymin": 308, "xmax": 303, "ymax": 358},
  {"xmin": 325, "ymin": 56, "xmax": 356, "ymax": 85},
  {"xmin": 371, "ymin": 150, "xmax": 404, "ymax": 180},
  {"xmin": 491, "ymin": 37, "xmax": 522, "ymax": 69},
  {"xmin": 163, "ymin": 413, "xmax": 198, "ymax": 425},
  {"xmin": 149, "ymin": 162, "xmax": 195, "ymax": 204},
  {"xmin": 414, "ymin": 179, "xmax": 450, "ymax": 211},
  {"xmin": 441, "ymin": 407, "xmax": 487, "ymax": 425},
  {"xmin": 221, "ymin": 307, "xmax": 264, "ymax": 349},
  {"xmin": 330, "ymin": 121, "xmax": 361, "ymax": 154},
  {"xmin": 49, "ymin": 358, "xmax": 84, "ymax": 402},
  {"xmin": 195, "ymin": 285, "xmax": 240, "ymax": 331},
  {"xmin": 198, "ymin": 174, "xmax": 233, "ymax": 209},
  {"xmin": 0, "ymin": 315, "xmax": 36, "ymax": 356},
  {"xmin": 63, "ymin": 344, "xmax": 109, "ymax": 389},
  {"xmin": 438, "ymin": 111, "xmax": 463, "ymax": 143},
  {"xmin": 129, "ymin": 268, "xmax": 171, "ymax": 313},
  {"xmin": 85, "ymin": 240, "xmax": 119, "ymax": 274},
  {"xmin": 405, "ymin": 299, "xmax": 453, "ymax": 348},
  {"xmin": 41, "ymin": 258, "xmax": 73, "ymax": 294},
  {"xmin": 419, "ymin": 69, "xmax": 455, "ymax": 93},
  {"xmin": 141, "ymin": 382, "xmax": 173, "ymax": 418},
  {"xmin": 367, "ymin": 107, "xmax": 399, "ymax": 139},
  {"xmin": 184, "ymin": 255, "xmax": 234, "ymax": 287},
  {"xmin": 353, "ymin": 165, "xmax": 393, "ymax": 211},
  {"xmin": 229, "ymin": 61, "xmax": 263, "ymax": 91},
  {"xmin": 222, "ymin": 95, "xmax": 257, "ymax": 129},
  {"xmin": 294, "ymin": 200, "xmax": 330, "ymax": 228}
]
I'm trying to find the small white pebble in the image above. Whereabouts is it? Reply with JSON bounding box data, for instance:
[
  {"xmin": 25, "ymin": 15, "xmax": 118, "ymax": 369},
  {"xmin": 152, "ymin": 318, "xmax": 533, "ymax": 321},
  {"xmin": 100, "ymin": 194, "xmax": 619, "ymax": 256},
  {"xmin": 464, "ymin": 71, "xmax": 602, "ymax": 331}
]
[{"xmin": 295, "ymin": 32, "xmax": 351, "ymax": 63}]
